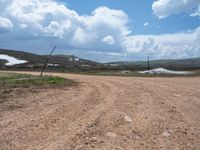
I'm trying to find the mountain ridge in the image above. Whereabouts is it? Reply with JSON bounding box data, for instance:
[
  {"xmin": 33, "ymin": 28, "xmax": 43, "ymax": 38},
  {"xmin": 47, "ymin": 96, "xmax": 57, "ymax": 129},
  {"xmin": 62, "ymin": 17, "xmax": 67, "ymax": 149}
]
[{"xmin": 0, "ymin": 48, "xmax": 200, "ymax": 71}]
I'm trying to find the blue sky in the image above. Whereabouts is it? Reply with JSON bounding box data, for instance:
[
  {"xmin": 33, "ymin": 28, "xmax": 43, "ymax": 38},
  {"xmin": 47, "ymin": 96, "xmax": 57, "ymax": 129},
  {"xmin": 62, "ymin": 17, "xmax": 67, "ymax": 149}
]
[
  {"xmin": 0, "ymin": 0, "xmax": 200, "ymax": 62},
  {"xmin": 66, "ymin": 0, "xmax": 199, "ymax": 34}
]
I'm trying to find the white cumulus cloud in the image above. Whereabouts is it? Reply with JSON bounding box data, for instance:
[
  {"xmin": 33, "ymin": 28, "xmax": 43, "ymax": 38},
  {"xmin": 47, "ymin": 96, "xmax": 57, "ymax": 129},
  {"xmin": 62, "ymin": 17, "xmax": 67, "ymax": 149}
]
[
  {"xmin": 0, "ymin": 17, "xmax": 13, "ymax": 29},
  {"xmin": 123, "ymin": 27, "xmax": 200, "ymax": 59},
  {"xmin": 152, "ymin": 0, "xmax": 200, "ymax": 19},
  {"xmin": 144, "ymin": 22, "xmax": 149, "ymax": 27},
  {"xmin": 102, "ymin": 35, "xmax": 115, "ymax": 45},
  {"xmin": 0, "ymin": 0, "xmax": 199, "ymax": 62}
]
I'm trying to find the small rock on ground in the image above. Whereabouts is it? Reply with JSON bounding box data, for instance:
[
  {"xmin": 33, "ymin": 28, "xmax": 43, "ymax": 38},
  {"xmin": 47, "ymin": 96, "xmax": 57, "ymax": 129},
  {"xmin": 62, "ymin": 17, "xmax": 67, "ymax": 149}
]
[
  {"xmin": 106, "ymin": 132, "xmax": 117, "ymax": 138},
  {"xmin": 125, "ymin": 115, "xmax": 133, "ymax": 123}
]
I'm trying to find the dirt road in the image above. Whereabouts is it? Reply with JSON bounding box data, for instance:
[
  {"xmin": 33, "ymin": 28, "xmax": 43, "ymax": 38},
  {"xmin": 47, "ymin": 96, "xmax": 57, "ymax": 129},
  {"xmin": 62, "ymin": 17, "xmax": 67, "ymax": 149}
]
[{"xmin": 0, "ymin": 72, "xmax": 200, "ymax": 150}]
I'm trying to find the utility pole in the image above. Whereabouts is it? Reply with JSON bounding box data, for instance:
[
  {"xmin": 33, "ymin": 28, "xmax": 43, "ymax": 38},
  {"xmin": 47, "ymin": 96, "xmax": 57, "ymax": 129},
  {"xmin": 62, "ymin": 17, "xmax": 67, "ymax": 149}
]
[
  {"xmin": 147, "ymin": 56, "xmax": 150, "ymax": 73},
  {"xmin": 40, "ymin": 46, "xmax": 56, "ymax": 77}
]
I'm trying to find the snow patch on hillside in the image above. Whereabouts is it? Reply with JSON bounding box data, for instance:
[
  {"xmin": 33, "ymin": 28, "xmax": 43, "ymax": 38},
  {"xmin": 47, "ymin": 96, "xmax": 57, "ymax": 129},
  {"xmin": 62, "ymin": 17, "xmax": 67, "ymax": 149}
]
[
  {"xmin": 139, "ymin": 68, "xmax": 192, "ymax": 75},
  {"xmin": 0, "ymin": 54, "xmax": 27, "ymax": 66},
  {"xmin": 47, "ymin": 63, "xmax": 60, "ymax": 67}
]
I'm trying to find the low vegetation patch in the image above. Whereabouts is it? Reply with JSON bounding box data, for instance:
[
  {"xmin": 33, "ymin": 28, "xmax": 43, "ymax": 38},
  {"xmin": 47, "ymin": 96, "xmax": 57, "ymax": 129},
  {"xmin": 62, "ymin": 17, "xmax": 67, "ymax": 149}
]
[{"xmin": 0, "ymin": 72, "xmax": 76, "ymax": 88}]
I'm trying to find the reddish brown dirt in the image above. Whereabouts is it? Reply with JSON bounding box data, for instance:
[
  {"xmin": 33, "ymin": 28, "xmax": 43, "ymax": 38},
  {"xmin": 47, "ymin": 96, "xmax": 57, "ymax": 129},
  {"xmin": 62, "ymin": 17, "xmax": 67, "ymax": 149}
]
[{"xmin": 0, "ymin": 72, "xmax": 200, "ymax": 150}]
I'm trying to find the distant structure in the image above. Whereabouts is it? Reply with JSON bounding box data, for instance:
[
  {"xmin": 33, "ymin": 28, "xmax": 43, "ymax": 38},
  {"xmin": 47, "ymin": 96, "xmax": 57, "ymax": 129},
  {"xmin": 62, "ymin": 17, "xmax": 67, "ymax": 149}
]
[{"xmin": 69, "ymin": 56, "xmax": 80, "ymax": 62}]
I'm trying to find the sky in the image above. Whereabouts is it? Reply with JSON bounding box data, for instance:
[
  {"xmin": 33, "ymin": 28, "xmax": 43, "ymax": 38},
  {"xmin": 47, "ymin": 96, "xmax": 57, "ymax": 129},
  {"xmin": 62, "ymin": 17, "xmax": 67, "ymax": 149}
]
[{"xmin": 0, "ymin": 0, "xmax": 200, "ymax": 62}]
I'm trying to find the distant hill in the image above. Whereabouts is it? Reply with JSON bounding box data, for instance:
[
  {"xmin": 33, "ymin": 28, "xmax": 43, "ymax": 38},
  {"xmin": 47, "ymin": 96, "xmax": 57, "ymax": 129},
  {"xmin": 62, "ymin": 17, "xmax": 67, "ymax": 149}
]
[
  {"xmin": 1, "ymin": 48, "xmax": 200, "ymax": 72},
  {"xmin": 0, "ymin": 49, "xmax": 97, "ymax": 64},
  {"xmin": 0, "ymin": 49, "xmax": 100, "ymax": 72},
  {"xmin": 106, "ymin": 57, "xmax": 200, "ymax": 71}
]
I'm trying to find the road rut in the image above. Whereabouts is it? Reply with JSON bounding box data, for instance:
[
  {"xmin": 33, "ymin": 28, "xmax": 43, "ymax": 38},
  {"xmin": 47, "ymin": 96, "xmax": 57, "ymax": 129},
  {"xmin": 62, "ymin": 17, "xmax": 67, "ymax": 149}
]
[{"xmin": 0, "ymin": 72, "xmax": 200, "ymax": 150}]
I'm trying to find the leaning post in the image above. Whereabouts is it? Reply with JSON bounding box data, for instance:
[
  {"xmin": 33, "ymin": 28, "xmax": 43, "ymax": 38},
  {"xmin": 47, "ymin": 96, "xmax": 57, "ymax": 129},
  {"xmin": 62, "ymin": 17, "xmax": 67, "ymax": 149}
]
[
  {"xmin": 147, "ymin": 56, "xmax": 150, "ymax": 73},
  {"xmin": 40, "ymin": 46, "xmax": 56, "ymax": 77}
]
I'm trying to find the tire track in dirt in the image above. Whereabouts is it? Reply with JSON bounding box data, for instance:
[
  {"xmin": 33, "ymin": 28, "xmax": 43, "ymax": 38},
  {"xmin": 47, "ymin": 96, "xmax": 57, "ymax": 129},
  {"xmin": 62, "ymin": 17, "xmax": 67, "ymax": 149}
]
[
  {"xmin": 39, "ymin": 77, "xmax": 121, "ymax": 150},
  {"xmin": 0, "ymin": 72, "xmax": 200, "ymax": 150},
  {"xmin": 0, "ymin": 73, "xmax": 121, "ymax": 150},
  {"xmin": 109, "ymin": 77, "xmax": 200, "ymax": 150},
  {"xmin": 0, "ymin": 76, "xmax": 102, "ymax": 149}
]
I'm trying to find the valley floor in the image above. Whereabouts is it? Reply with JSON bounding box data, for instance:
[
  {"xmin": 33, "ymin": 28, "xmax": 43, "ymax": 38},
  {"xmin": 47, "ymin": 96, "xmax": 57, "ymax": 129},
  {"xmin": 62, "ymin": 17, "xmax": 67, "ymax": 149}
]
[{"xmin": 0, "ymin": 72, "xmax": 200, "ymax": 150}]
